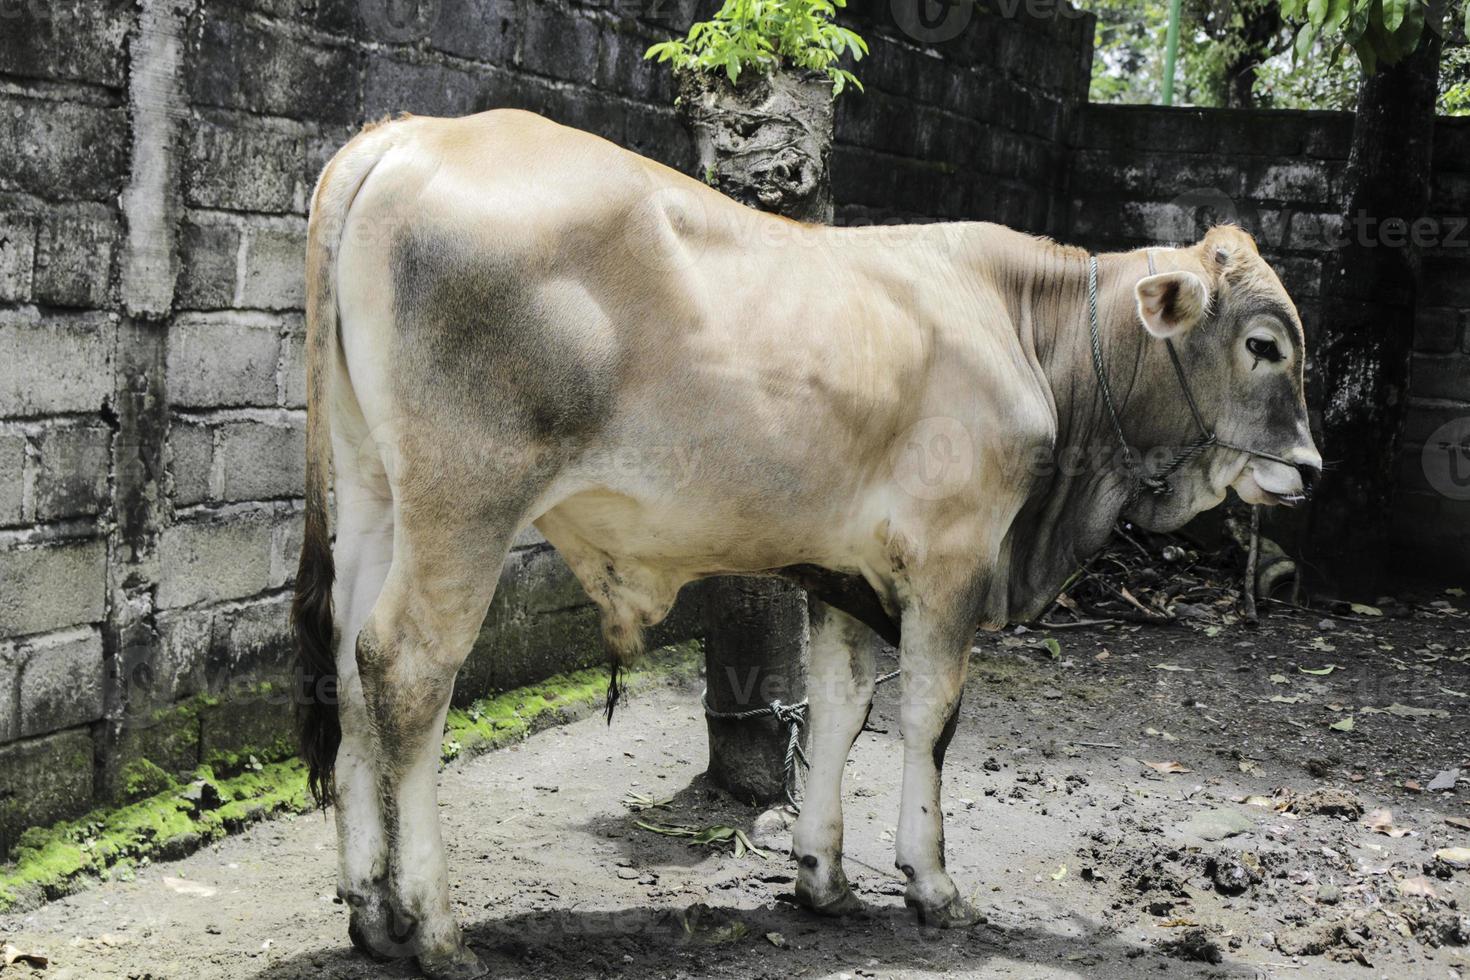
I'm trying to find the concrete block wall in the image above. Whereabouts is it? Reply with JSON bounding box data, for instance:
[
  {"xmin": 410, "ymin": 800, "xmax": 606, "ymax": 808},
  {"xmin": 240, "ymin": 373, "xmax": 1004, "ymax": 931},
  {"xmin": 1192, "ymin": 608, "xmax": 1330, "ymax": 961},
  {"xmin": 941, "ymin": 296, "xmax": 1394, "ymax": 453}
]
[
  {"xmin": 1398, "ymin": 118, "xmax": 1470, "ymax": 566},
  {"xmin": 835, "ymin": 0, "xmax": 1095, "ymax": 231},
  {"xmin": 0, "ymin": 0, "xmax": 1093, "ymax": 853}
]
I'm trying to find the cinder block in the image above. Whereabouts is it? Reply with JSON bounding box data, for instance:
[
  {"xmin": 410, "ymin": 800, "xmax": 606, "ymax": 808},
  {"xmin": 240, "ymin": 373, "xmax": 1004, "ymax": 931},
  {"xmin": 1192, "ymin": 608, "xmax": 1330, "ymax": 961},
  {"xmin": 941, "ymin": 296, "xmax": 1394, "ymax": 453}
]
[
  {"xmin": 269, "ymin": 509, "xmax": 303, "ymax": 589},
  {"xmin": 1416, "ymin": 307, "xmax": 1463, "ymax": 355},
  {"xmin": 32, "ymin": 423, "xmax": 111, "ymax": 521},
  {"xmin": 1403, "ymin": 402, "xmax": 1470, "ymax": 446},
  {"xmin": 0, "ymin": 538, "xmax": 107, "ymax": 639},
  {"xmin": 0, "ymin": 728, "xmax": 94, "ymax": 858},
  {"xmin": 1287, "ymin": 211, "xmax": 1344, "ymax": 251},
  {"xmin": 150, "ymin": 605, "xmax": 215, "ymax": 704},
  {"xmin": 1248, "ymin": 161, "xmax": 1334, "ymax": 206},
  {"xmin": 430, "ymin": 0, "xmax": 518, "ymax": 64},
  {"xmin": 33, "ymin": 207, "xmax": 119, "ymax": 308},
  {"xmin": 215, "ymin": 418, "xmax": 305, "ymax": 502},
  {"xmin": 521, "ymin": 3, "xmax": 601, "ymax": 82},
  {"xmin": 18, "ymin": 627, "xmax": 106, "ymax": 737},
  {"xmin": 187, "ymin": 118, "xmax": 305, "ymax": 214},
  {"xmin": 1410, "ymin": 352, "xmax": 1470, "ymax": 403},
  {"xmin": 595, "ymin": 19, "xmax": 676, "ymax": 104},
  {"xmin": 0, "ymin": 309, "xmax": 114, "ymax": 418},
  {"xmin": 168, "ymin": 417, "xmax": 214, "ymax": 506},
  {"xmin": 1422, "ymin": 256, "xmax": 1470, "ymax": 308},
  {"xmin": 166, "ymin": 312, "xmax": 281, "ymax": 408},
  {"xmin": 0, "ymin": 213, "xmax": 36, "ymax": 303},
  {"xmin": 361, "ymin": 56, "xmax": 485, "ymax": 119},
  {"xmin": 175, "ymin": 217, "xmax": 242, "ymax": 311},
  {"xmin": 190, "ymin": 13, "xmax": 359, "ymax": 124},
  {"xmin": 0, "ymin": 0, "xmax": 132, "ymax": 87},
  {"xmin": 157, "ymin": 515, "xmax": 277, "ymax": 609},
  {"xmin": 0, "ymin": 93, "xmax": 128, "ymax": 202},
  {"xmin": 239, "ymin": 222, "xmax": 307, "ymax": 311},
  {"xmin": 0, "ymin": 431, "xmax": 25, "ymax": 526},
  {"xmin": 205, "ymin": 592, "xmax": 293, "ymax": 690}
]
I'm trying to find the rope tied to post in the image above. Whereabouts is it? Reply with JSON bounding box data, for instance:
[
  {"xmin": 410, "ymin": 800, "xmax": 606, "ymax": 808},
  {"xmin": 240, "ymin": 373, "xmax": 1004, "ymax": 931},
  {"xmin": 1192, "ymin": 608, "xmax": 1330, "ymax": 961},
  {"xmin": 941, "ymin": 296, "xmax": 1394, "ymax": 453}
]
[{"xmin": 701, "ymin": 668, "xmax": 900, "ymax": 812}]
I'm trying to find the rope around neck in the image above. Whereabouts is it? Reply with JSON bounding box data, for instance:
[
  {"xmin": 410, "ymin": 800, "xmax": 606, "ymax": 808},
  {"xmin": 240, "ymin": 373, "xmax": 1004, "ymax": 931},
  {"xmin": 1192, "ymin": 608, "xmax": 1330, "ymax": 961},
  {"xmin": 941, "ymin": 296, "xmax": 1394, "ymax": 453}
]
[{"xmin": 1087, "ymin": 252, "xmax": 1297, "ymax": 501}]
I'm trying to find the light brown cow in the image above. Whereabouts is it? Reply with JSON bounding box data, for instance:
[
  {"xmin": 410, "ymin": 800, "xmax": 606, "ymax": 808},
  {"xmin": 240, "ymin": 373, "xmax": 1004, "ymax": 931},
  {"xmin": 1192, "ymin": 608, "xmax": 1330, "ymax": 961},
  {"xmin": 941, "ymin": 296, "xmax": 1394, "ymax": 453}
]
[{"xmin": 294, "ymin": 109, "xmax": 1321, "ymax": 978}]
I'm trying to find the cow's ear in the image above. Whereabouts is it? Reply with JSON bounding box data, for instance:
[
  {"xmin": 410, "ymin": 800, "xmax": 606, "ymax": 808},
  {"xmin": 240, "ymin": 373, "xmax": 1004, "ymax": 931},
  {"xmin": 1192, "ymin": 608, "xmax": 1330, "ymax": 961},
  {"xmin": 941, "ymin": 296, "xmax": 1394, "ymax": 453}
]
[{"xmin": 1135, "ymin": 271, "xmax": 1210, "ymax": 339}]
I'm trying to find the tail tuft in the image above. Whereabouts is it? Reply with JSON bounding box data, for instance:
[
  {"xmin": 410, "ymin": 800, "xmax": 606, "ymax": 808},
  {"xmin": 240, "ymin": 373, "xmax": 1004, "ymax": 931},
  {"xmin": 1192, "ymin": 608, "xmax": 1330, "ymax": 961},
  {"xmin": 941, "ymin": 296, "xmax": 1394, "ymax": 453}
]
[
  {"xmin": 293, "ymin": 494, "xmax": 338, "ymax": 808},
  {"xmin": 604, "ymin": 659, "xmax": 623, "ymax": 724}
]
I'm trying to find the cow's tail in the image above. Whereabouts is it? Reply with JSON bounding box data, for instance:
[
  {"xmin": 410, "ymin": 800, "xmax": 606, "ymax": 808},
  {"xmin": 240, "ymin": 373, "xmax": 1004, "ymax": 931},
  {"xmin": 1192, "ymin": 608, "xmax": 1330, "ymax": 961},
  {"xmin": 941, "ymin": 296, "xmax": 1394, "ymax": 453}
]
[{"xmin": 293, "ymin": 118, "xmax": 399, "ymax": 808}]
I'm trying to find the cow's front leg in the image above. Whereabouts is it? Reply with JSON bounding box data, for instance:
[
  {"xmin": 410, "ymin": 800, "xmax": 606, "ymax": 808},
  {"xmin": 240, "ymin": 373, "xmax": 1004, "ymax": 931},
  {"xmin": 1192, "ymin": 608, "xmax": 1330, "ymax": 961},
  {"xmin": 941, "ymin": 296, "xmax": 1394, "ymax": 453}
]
[
  {"xmin": 792, "ymin": 600, "xmax": 878, "ymax": 915},
  {"xmin": 895, "ymin": 607, "xmax": 980, "ymax": 928}
]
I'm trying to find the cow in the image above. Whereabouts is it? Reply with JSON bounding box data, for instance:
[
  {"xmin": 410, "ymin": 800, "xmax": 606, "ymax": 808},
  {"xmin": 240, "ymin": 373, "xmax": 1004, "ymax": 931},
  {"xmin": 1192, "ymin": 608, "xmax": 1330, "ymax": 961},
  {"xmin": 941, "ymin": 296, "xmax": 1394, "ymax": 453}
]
[{"xmin": 293, "ymin": 109, "xmax": 1322, "ymax": 979}]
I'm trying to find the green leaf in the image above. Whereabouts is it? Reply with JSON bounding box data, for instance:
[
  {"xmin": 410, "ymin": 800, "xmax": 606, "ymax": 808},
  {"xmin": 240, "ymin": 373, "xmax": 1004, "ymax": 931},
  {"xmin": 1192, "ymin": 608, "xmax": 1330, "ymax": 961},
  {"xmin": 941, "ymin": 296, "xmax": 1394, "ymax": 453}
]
[
  {"xmin": 1381, "ymin": 0, "xmax": 1407, "ymax": 33},
  {"xmin": 1350, "ymin": 603, "xmax": 1383, "ymax": 617},
  {"xmin": 1329, "ymin": 716, "xmax": 1356, "ymax": 732},
  {"xmin": 1041, "ymin": 637, "xmax": 1062, "ymax": 660},
  {"xmin": 1298, "ymin": 664, "xmax": 1339, "ymax": 675}
]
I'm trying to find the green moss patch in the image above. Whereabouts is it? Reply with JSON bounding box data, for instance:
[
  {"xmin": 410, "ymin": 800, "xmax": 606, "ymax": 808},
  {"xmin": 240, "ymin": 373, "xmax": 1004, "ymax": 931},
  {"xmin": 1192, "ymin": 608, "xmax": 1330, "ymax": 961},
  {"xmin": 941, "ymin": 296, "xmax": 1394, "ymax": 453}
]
[
  {"xmin": 0, "ymin": 641, "xmax": 701, "ymax": 913},
  {"xmin": 442, "ymin": 640, "xmax": 701, "ymax": 762}
]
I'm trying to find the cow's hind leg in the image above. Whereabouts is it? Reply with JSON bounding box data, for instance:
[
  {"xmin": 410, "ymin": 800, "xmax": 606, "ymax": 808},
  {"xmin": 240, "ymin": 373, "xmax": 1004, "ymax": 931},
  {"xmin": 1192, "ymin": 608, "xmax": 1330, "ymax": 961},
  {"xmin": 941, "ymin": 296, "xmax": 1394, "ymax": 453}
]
[
  {"xmin": 355, "ymin": 507, "xmax": 518, "ymax": 980},
  {"xmin": 895, "ymin": 604, "xmax": 981, "ymax": 929},
  {"xmin": 327, "ymin": 432, "xmax": 402, "ymax": 959},
  {"xmin": 792, "ymin": 600, "xmax": 877, "ymax": 916}
]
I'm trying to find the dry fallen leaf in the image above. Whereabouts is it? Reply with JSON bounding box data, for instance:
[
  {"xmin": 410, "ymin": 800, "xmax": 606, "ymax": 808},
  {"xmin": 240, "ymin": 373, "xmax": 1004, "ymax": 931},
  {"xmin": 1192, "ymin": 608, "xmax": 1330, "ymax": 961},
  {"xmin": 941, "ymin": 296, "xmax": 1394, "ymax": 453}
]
[
  {"xmin": 1362, "ymin": 809, "xmax": 1413, "ymax": 838},
  {"xmin": 1, "ymin": 944, "xmax": 48, "ymax": 969},
  {"xmin": 1151, "ymin": 664, "xmax": 1194, "ymax": 673},
  {"xmin": 1445, "ymin": 816, "xmax": 1470, "ymax": 830},
  {"xmin": 163, "ymin": 875, "xmax": 217, "ymax": 898},
  {"xmin": 1399, "ymin": 876, "xmax": 1439, "ymax": 899},
  {"xmin": 1145, "ymin": 760, "xmax": 1192, "ymax": 775},
  {"xmin": 1436, "ymin": 847, "xmax": 1470, "ymax": 868}
]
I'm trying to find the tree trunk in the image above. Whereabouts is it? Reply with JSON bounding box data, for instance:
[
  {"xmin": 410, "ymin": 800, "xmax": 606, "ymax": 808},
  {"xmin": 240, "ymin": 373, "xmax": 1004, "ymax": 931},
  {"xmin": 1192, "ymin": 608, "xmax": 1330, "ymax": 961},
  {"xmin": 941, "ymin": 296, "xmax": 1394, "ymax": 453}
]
[
  {"xmin": 1310, "ymin": 28, "xmax": 1444, "ymax": 580},
  {"xmin": 1224, "ymin": 57, "xmax": 1259, "ymax": 108},
  {"xmin": 677, "ymin": 68, "xmax": 834, "ymax": 804}
]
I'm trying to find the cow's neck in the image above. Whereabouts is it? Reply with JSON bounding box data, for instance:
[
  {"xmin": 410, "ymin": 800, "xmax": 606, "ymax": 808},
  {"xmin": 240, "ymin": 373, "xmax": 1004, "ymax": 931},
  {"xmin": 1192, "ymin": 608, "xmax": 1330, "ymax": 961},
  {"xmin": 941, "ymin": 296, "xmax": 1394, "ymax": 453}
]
[{"xmin": 995, "ymin": 241, "xmax": 1193, "ymax": 622}]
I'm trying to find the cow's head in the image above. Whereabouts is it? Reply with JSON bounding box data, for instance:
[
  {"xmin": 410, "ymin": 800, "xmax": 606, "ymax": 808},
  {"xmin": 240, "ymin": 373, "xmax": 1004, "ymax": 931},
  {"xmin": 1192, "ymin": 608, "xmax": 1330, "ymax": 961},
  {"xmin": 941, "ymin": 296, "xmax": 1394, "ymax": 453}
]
[{"xmin": 1124, "ymin": 226, "xmax": 1322, "ymax": 530}]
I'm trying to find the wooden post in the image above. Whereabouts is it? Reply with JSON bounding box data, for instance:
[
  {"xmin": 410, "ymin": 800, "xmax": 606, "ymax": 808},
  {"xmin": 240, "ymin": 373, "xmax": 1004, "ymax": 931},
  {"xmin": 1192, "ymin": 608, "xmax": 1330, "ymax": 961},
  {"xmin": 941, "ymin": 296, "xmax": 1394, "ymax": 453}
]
[{"xmin": 677, "ymin": 68, "xmax": 834, "ymax": 804}]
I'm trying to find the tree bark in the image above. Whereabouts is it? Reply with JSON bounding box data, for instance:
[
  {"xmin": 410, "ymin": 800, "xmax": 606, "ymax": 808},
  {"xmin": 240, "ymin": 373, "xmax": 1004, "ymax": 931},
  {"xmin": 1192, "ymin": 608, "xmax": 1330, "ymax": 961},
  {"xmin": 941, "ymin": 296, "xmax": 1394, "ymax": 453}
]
[
  {"xmin": 1310, "ymin": 27, "xmax": 1444, "ymax": 580},
  {"xmin": 677, "ymin": 68, "xmax": 834, "ymax": 804}
]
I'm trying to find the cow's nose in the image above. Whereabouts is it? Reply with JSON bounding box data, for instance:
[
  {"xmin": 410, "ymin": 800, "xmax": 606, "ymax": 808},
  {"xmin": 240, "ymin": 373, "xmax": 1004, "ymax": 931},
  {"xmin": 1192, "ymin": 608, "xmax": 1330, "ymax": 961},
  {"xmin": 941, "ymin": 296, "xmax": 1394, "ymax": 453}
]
[{"xmin": 1295, "ymin": 461, "xmax": 1321, "ymax": 497}]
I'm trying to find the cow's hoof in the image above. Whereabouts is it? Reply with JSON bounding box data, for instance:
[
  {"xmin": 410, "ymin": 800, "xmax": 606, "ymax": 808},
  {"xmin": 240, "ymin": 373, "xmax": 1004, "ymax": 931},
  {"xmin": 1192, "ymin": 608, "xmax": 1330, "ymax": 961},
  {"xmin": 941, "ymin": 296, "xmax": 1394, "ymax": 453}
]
[
  {"xmin": 906, "ymin": 892, "xmax": 986, "ymax": 929},
  {"xmin": 417, "ymin": 944, "xmax": 488, "ymax": 980},
  {"xmin": 346, "ymin": 899, "xmax": 415, "ymax": 960},
  {"xmin": 796, "ymin": 880, "xmax": 865, "ymax": 917},
  {"xmin": 795, "ymin": 858, "xmax": 865, "ymax": 917}
]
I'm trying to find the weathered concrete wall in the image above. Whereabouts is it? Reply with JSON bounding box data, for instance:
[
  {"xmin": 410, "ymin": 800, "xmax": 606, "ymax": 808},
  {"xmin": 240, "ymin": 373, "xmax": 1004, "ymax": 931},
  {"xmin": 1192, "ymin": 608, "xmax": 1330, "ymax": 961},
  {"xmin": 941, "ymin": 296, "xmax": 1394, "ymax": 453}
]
[
  {"xmin": 1065, "ymin": 104, "xmax": 1470, "ymax": 573},
  {"xmin": 0, "ymin": 0, "xmax": 1095, "ymax": 853}
]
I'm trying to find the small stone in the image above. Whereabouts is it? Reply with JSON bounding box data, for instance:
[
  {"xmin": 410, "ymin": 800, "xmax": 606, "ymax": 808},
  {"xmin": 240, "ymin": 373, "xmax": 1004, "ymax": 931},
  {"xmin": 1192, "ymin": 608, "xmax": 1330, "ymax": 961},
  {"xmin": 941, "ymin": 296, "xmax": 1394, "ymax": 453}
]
[{"xmin": 1178, "ymin": 807, "xmax": 1254, "ymax": 842}]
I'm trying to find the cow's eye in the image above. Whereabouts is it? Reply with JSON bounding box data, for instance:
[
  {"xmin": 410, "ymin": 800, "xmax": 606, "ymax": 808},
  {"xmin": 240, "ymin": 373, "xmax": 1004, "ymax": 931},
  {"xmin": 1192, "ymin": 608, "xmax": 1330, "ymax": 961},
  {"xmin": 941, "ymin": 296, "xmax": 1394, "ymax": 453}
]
[{"xmin": 1246, "ymin": 336, "xmax": 1283, "ymax": 363}]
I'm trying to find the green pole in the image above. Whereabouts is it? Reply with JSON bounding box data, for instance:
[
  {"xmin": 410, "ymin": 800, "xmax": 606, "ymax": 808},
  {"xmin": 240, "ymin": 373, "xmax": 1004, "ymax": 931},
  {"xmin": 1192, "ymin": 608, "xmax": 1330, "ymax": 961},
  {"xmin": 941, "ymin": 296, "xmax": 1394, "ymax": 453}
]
[{"xmin": 1162, "ymin": 0, "xmax": 1183, "ymax": 105}]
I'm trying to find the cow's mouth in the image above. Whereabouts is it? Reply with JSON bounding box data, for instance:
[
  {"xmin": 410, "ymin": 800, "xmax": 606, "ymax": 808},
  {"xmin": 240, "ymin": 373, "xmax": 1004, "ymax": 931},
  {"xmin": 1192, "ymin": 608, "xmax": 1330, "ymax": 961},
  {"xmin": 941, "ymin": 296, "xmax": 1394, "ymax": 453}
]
[{"xmin": 1232, "ymin": 461, "xmax": 1307, "ymax": 507}]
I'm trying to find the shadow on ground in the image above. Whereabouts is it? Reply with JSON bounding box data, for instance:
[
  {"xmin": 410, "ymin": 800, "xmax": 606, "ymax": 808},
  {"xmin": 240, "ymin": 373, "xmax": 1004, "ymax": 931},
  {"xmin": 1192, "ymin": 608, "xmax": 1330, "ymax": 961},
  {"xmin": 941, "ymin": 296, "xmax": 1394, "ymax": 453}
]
[{"xmin": 250, "ymin": 900, "xmax": 1246, "ymax": 980}]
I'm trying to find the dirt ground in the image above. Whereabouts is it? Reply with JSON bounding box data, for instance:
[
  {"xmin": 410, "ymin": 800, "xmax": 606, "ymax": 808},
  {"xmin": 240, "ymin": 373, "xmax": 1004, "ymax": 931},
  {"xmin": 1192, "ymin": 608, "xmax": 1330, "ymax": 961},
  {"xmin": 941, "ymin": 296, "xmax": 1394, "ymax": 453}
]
[{"xmin": 2, "ymin": 595, "xmax": 1469, "ymax": 979}]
